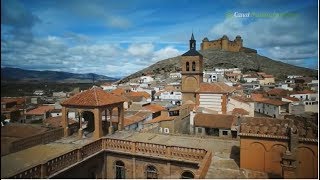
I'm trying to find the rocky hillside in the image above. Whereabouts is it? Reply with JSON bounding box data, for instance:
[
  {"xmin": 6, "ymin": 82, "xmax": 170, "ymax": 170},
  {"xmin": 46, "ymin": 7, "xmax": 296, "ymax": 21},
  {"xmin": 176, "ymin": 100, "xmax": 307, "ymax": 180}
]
[{"xmin": 119, "ymin": 49, "xmax": 317, "ymax": 83}]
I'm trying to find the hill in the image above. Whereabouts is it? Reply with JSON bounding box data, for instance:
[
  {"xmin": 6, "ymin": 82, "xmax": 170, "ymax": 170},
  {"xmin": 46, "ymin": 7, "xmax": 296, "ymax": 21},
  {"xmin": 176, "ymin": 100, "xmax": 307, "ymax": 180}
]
[
  {"xmin": 1, "ymin": 67, "xmax": 119, "ymax": 83},
  {"xmin": 119, "ymin": 49, "xmax": 317, "ymax": 83}
]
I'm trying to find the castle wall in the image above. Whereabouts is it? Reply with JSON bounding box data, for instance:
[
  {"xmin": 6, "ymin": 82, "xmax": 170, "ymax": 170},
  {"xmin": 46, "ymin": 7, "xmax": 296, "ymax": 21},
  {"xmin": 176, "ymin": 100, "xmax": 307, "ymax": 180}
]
[{"xmin": 201, "ymin": 37, "xmax": 243, "ymax": 52}]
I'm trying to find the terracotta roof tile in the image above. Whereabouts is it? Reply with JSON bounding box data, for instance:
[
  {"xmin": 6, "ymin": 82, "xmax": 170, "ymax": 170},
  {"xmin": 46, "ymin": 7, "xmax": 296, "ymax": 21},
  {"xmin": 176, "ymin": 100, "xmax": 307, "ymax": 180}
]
[
  {"xmin": 232, "ymin": 108, "xmax": 249, "ymax": 115},
  {"xmin": 240, "ymin": 116, "xmax": 317, "ymax": 139},
  {"xmin": 43, "ymin": 116, "xmax": 77, "ymax": 127},
  {"xmin": 126, "ymin": 91, "xmax": 150, "ymax": 99},
  {"xmin": 144, "ymin": 114, "xmax": 174, "ymax": 124},
  {"xmin": 295, "ymin": 90, "xmax": 317, "ymax": 94},
  {"xmin": 1, "ymin": 99, "xmax": 17, "ymax": 104},
  {"xmin": 231, "ymin": 96, "xmax": 253, "ymax": 102},
  {"xmin": 251, "ymin": 93, "xmax": 269, "ymax": 102},
  {"xmin": 283, "ymin": 96, "xmax": 300, "ymax": 102},
  {"xmin": 198, "ymin": 82, "xmax": 235, "ymax": 94},
  {"xmin": 111, "ymin": 88, "xmax": 126, "ymax": 96},
  {"xmin": 194, "ymin": 113, "xmax": 237, "ymax": 129},
  {"xmin": 259, "ymin": 99, "xmax": 289, "ymax": 106},
  {"xmin": 25, "ymin": 106, "xmax": 55, "ymax": 115},
  {"xmin": 123, "ymin": 113, "xmax": 146, "ymax": 127},
  {"xmin": 267, "ymin": 88, "xmax": 291, "ymax": 96},
  {"xmin": 142, "ymin": 104, "xmax": 165, "ymax": 113},
  {"xmin": 61, "ymin": 86, "xmax": 125, "ymax": 107}
]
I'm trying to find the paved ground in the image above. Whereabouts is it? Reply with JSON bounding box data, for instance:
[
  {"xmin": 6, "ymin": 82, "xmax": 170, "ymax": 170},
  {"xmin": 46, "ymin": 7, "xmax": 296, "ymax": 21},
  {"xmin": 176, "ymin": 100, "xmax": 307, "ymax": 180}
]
[{"xmin": 1, "ymin": 134, "xmax": 94, "ymax": 178}]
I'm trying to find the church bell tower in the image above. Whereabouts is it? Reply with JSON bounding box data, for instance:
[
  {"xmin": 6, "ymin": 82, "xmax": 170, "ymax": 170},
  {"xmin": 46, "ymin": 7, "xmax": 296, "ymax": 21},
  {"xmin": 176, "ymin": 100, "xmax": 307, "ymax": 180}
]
[{"xmin": 181, "ymin": 33, "xmax": 203, "ymax": 104}]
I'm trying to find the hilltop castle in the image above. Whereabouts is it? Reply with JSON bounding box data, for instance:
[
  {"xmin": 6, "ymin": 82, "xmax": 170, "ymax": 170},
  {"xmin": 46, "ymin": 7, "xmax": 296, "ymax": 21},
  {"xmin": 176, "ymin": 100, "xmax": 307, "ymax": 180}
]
[{"xmin": 201, "ymin": 35, "xmax": 257, "ymax": 53}]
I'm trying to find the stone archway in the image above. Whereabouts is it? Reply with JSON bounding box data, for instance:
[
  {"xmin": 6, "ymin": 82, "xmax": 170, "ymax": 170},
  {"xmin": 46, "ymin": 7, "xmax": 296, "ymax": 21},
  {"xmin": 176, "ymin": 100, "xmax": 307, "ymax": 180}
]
[
  {"xmin": 60, "ymin": 86, "xmax": 125, "ymax": 139},
  {"xmin": 82, "ymin": 111, "xmax": 95, "ymax": 136}
]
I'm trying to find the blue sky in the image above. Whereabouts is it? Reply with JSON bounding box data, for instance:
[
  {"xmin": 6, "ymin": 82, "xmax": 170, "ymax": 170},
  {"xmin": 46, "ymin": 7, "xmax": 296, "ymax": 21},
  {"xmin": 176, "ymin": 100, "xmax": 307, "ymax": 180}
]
[{"xmin": 1, "ymin": 0, "xmax": 318, "ymax": 77}]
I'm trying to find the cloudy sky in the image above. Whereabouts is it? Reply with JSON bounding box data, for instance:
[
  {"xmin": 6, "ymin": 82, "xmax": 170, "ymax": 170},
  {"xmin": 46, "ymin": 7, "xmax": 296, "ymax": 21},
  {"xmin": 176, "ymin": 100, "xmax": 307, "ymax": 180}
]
[{"xmin": 1, "ymin": 0, "xmax": 318, "ymax": 78}]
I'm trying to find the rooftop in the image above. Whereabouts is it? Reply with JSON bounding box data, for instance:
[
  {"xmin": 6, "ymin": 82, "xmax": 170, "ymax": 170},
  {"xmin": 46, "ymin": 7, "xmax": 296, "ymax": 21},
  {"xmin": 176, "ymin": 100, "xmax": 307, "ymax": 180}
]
[
  {"xmin": 194, "ymin": 113, "xmax": 237, "ymax": 129},
  {"xmin": 25, "ymin": 105, "xmax": 55, "ymax": 115},
  {"xmin": 144, "ymin": 114, "xmax": 174, "ymax": 124},
  {"xmin": 240, "ymin": 117, "xmax": 318, "ymax": 140},
  {"xmin": 198, "ymin": 82, "xmax": 235, "ymax": 94},
  {"xmin": 61, "ymin": 86, "xmax": 125, "ymax": 107},
  {"xmin": 142, "ymin": 104, "xmax": 165, "ymax": 113}
]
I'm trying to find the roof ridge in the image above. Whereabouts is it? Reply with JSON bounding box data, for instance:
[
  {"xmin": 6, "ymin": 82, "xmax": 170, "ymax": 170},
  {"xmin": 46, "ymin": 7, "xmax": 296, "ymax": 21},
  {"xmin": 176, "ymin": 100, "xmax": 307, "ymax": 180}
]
[
  {"xmin": 215, "ymin": 82, "xmax": 225, "ymax": 91},
  {"xmin": 93, "ymin": 87, "xmax": 99, "ymax": 106}
]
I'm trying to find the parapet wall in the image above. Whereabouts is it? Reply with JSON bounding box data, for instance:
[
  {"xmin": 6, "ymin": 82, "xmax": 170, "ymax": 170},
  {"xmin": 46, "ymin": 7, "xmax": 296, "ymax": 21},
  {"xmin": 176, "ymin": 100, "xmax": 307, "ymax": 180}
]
[{"xmin": 7, "ymin": 137, "xmax": 212, "ymax": 179}]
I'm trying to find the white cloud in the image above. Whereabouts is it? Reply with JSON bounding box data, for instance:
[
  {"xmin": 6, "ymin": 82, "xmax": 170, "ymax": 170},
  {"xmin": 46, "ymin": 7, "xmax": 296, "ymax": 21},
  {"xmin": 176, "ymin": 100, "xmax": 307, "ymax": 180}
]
[
  {"xmin": 1, "ymin": 35, "xmax": 182, "ymax": 77},
  {"xmin": 127, "ymin": 43, "xmax": 154, "ymax": 56},
  {"xmin": 152, "ymin": 46, "xmax": 181, "ymax": 62}
]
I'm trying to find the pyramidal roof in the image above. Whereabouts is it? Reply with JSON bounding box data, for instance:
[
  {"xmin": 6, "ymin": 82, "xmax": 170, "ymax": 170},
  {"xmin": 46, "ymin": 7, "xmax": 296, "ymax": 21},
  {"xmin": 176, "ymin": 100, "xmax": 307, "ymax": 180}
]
[{"xmin": 61, "ymin": 86, "xmax": 125, "ymax": 107}]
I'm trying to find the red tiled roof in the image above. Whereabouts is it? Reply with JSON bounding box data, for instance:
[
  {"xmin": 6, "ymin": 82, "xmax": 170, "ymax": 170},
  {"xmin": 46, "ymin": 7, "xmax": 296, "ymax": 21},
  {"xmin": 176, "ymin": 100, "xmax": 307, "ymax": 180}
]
[
  {"xmin": 232, "ymin": 108, "xmax": 249, "ymax": 115},
  {"xmin": 61, "ymin": 86, "xmax": 125, "ymax": 107},
  {"xmin": 198, "ymin": 82, "xmax": 235, "ymax": 94},
  {"xmin": 1, "ymin": 97, "xmax": 26, "ymax": 105},
  {"xmin": 1, "ymin": 98, "xmax": 17, "ymax": 104},
  {"xmin": 259, "ymin": 99, "xmax": 289, "ymax": 106},
  {"xmin": 144, "ymin": 114, "xmax": 174, "ymax": 124},
  {"xmin": 283, "ymin": 96, "xmax": 300, "ymax": 102},
  {"xmin": 267, "ymin": 88, "xmax": 291, "ymax": 96},
  {"xmin": 123, "ymin": 114, "xmax": 146, "ymax": 127},
  {"xmin": 142, "ymin": 104, "xmax": 165, "ymax": 113},
  {"xmin": 126, "ymin": 91, "xmax": 150, "ymax": 99},
  {"xmin": 43, "ymin": 116, "xmax": 77, "ymax": 127},
  {"xmin": 111, "ymin": 88, "xmax": 126, "ymax": 96},
  {"xmin": 295, "ymin": 90, "xmax": 317, "ymax": 94},
  {"xmin": 231, "ymin": 96, "xmax": 253, "ymax": 102},
  {"xmin": 194, "ymin": 113, "xmax": 237, "ymax": 129},
  {"xmin": 25, "ymin": 106, "xmax": 55, "ymax": 115},
  {"xmin": 251, "ymin": 93, "xmax": 269, "ymax": 102}
]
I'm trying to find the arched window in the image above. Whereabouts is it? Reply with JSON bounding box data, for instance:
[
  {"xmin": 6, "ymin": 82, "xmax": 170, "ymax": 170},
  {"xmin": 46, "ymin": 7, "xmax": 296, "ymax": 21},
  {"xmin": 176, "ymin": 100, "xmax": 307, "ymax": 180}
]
[
  {"xmin": 181, "ymin": 171, "xmax": 194, "ymax": 179},
  {"xmin": 186, "ymin": 62, "xmax": 190, "ymax": 71},
  {"xmin": 192, "ymin": 61, "xmax": 196, "ymax": 71},
  {"xmin": 146, "ymin": 165, "xmax": 158, "ymax": 179},
  {"xmin": 115, "ymin": 160, "xmax": 125, "ymax": 179}
]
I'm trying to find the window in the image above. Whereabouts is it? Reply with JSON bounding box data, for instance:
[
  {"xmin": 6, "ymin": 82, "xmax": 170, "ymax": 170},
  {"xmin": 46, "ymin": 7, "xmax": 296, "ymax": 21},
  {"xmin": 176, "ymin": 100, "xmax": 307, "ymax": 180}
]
[
  {"xmin": 164, "ymin": 128, "xmax": 169, "ymax": 134},
  {"xmin": 192, "ymin": 61, "xmax": 196, "ymax": 71},
  {"xmin": 222, "ymin": 131, "xmax": 228, "ymax": 135},
  {"xmin": 115, "ymin": 161, "xmax": 125, "ymax": 179},
  {"xmin": 186, "ymin": 62, "xmax": 190, "ymax": 71},
  {"xmin": 146, "ymin": 165, "xmax": 158, "ymax": 179},
  {"xmin": 198, "ymin": 128, "xmax": 202, "ymax": 133},
  {"xmin": 181, "ymin": 171, "xmax": 194, "ymax": 179}
]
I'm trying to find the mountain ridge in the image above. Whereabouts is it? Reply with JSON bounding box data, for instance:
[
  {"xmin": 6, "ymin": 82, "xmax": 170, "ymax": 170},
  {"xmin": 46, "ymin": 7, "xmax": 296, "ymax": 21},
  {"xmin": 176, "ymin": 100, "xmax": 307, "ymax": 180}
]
[
  {"xmin": 119, "ymin": 49, "xmax": 317, "ymax": 83},
  {"xmin": 1, "ymin": 67, "xmax": 119, "ymax": 83}
]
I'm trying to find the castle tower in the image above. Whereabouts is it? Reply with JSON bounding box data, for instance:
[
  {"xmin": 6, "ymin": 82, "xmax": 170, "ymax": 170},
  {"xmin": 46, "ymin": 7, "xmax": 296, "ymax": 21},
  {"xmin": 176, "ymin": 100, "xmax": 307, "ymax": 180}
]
[
  {"xmin": 235, "ymin": 35, "xmax": 243, "ymax": 47},
  {"xmin": 221, "ymin": 35, "xmax": 229, "ymax": 50},
  {"xmin": 181, "ymin": 33, "xmax": 203, "ymax": 104}
]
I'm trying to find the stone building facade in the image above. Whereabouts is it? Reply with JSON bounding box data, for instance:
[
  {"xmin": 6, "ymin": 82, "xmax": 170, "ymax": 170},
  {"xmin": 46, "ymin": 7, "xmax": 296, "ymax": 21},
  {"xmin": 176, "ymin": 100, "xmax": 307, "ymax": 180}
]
[{"xmin": 239, "ymin": 117, "xmax": 318, "ymax": 178}]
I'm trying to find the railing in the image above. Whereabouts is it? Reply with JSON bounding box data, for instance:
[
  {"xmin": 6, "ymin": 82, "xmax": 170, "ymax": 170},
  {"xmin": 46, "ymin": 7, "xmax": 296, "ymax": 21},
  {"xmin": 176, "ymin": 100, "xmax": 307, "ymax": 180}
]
[
  {"xmin": 11, "ymin": 164, "xmax": 42, "ymax": 179},
  {"xmin": 103, "ymin": 138, "xmax": 206, "ymax": 162},
  {"xmin": 10, "ymin": 128, "xmax": 64, "ymax": 153},
  {"xmin": 8, "ymin": 137, "xmax": 210, "ymax": 178},
  {"xmin": 195, "ymin": 151, "xmax": 213, "ymax": 179}
]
